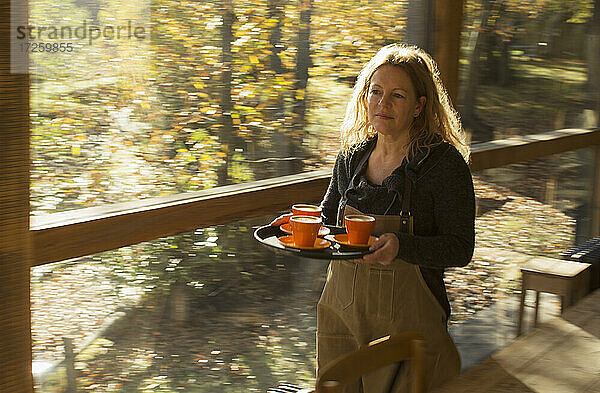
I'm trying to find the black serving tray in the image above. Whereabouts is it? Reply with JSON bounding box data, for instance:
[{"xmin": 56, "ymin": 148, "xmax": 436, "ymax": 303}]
[{"xmin": 253, "ymin": 224, "xmax": 373, "ymax": 260}]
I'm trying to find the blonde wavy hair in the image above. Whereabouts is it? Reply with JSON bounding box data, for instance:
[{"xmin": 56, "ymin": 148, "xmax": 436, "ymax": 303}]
[{"xmin": 340, "ymin": 43, "xmax": 470, "ymax": 162}]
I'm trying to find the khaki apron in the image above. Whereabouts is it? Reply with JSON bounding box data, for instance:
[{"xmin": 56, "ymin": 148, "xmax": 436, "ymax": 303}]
[{"xmin": 316, "ymin": 204, "xmax": 460, "ymax": 393}]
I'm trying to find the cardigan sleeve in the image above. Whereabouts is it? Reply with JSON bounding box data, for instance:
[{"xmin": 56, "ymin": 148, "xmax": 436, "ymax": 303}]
[
  {"xmin": 320, "ymin": 153, "xmax": 346, "ymax": 226},
  {"xmin": 395, "ymin": 149, "xmax": 475, "ymax": 268}
]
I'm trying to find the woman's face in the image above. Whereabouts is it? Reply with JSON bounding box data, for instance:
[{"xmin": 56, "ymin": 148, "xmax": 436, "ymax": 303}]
[{"xmin": 366, "ymin": 64, "xmax": 425, "ymax": 138}]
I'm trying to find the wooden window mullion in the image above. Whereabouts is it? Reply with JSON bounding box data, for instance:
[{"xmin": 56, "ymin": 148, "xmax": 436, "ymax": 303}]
[{"xmin": 0, "ymin": 0, "xmax": 34, "ymax": 391}]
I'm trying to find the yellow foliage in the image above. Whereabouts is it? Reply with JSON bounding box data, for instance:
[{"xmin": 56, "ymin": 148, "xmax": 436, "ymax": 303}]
[
  {"xmin": 233, "ymin": 104, "xmax": 255, "ymax": 112},
  {"xmin": 264, "ymin": 18, "xmax": 278, "ymax": 28}
]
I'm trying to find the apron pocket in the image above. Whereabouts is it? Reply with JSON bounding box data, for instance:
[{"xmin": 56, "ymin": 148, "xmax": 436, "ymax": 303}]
[
  {"xmin": 332, "ymin": 260, "xmax": 357, "ymax": 310},
  {"xmin": 367, "ymin": 268, "xmax": 394, "ymax": 320}
]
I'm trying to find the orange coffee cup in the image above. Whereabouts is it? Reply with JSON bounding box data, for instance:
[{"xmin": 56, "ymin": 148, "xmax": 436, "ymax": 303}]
[
  {"xmin": 291, "ymin": 204, "xmax": 322, "ymax": 217},
  {"xmin": 290, "ymin": 215, "xmax": 322, "ymax": 247},
  {"xmin": 345, "ymin": 214, "xmax": 376, "ymax": 245}
]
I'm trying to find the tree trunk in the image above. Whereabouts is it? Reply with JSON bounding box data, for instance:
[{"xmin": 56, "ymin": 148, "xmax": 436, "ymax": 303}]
[
  {"xmin": 247, "ymin": 132, "xmax": 269, "ymax": 180},
  {"xmin": 290, "ymin": 0, "xmax": 311, "ymax": 173},
  {"xmin": 459, "ymin": 0, "xmax": 494, "ymax": 142},
  {"xmin": 268, "ymin": 0, "xmax": 285, "ymax": 75},
  {"xmin": 461, "ymin": 1, "xmax": 488, "ymax": 120},
  {"xmin": 218, "ymin": 0, "xmax": 235, "ymax": 185},
  {"xmin": 541, "ymin": 11, "xmax": 572, "ymax": 58},
  {"xmin": 268, "ymin": 0, "xmax": 292, "ymax": 176},
  {"xmin": 488, "ymin": 1, "xmax": 511, "ymax": 86},
  {"xmin": 498, "ymin": 35, "xmax": 511, "ymax": 86}
]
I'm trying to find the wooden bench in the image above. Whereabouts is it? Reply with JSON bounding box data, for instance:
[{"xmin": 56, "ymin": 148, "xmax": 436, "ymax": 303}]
[{"xmin": 517, "ymin": 256, "xmax": 591, "ymax": 335}]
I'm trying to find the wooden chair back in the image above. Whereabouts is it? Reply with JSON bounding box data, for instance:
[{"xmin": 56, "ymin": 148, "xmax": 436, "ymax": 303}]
[{"xmin": 315, "ymin": 331, "xmax": 425, "ymax": 393}]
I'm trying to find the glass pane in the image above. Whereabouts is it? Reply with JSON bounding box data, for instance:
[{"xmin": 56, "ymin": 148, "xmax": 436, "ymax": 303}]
[
  {"xmin": 32, "ymin": 214, "xmax": 326, "ymax": 392},
  {"xmin": 446, "ymin": 147, "xmax": 594, "ymax": 366},
  {"xmin": 475, "ymin": 147, "xmax": 594, "ymax": 247},
  {"xmin": 31, "ymin": 147, "xmax": 594, "ymax": 390},
  {"xmin": 29, "ymin": 0, "xmax": 410, "ymax": 216},
  {"xmin": 448, "ymin": 147, "xmax": 594, "ymax": 322},
  {"xmin": 459, "ymin": 0, "xmax": 597, "ymax": 143}
]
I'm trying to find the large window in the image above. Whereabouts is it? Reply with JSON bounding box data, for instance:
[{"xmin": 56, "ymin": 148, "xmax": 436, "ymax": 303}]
[{"xmin": 13, "ymin": 0, "xmax": 599, "ymax": 391}]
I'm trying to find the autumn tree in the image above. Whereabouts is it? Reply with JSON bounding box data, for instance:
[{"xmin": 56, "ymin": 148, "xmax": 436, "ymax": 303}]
[
  {"xmin": 290, "ymin": 0, "xmax": 311, "ymax": 174},
  {"xmin": 219, "ymin": 0, "xmax": 236, "ymax": 185},
  {"xmin": 266, "ymin": 0, "xmax": 294, "ymax": 176}
]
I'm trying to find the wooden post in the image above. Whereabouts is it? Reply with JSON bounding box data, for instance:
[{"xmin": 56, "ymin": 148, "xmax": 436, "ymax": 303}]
[
  {"xmin": 589, "ymin": 1, "xmax": 600, "ymax": 238},
  {"xmin": 63, "ymin": 338, "xmax": 76, "ymax": 393},
  {"xmin": 433, "ymin": 0, "xmax": 464, "ymax": 105},
  {"xmin": 588, "ymin": 0, "xmax": 600, "ymax": 128},
  {"xmin": 544, "ymin": 176, "xmax": 557, "ymax": 206},
  {"xmin": 592, "ymin": 145, "xmax": 600, "ymax": 237},
  {"xmin": 0, "ymin": 0, "xmax": 34, "ymax": 392}
]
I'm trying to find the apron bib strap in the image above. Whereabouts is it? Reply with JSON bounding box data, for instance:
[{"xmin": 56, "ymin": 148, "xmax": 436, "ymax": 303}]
[
  {"xmin": 336, "ymin": 140, "xmax": 376, "ymax": 227},
  {"xmin": 399, "ymin": 175, "xmax": 413, "ymax": 235}
]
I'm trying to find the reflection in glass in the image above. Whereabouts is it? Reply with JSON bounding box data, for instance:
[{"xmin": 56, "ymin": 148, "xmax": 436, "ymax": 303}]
[
  {"xmin": 31, "ymin": 144, "xmax": 593, "ymax": 390},
  {"xmin": 32, "ymin": 214, "xmax": 327, "ymax": 392},
  {"xmin": 445, "ymin": 147, "xmax": 593, "ymax": 322}
]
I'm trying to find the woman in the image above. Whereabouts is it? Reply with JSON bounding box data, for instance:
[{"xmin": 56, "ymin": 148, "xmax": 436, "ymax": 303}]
[
  {"xmin": 318, "ymin": 43, "xmax": 474, "ymax": 392},
  {"xmin": 317, "ymin": 44, "xmax": 475, "ymax": 393},
  {"xmin": 274, "ymin": 43, "xmax": 475, "ymax": 392}
]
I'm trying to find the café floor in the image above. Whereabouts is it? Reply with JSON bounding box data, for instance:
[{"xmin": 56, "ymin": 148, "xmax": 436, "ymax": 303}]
[{"xmin": 451, "ymin": 290, "xmax": 561, "ymax": 371}]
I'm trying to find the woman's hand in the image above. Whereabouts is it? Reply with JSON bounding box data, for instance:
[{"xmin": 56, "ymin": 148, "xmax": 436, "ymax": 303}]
[
  {"xmin": 270, "ymin": 213, "xmax": 293, "ymax": 226},
  {"xmin": 360, "ymin": 233, "xmax": 399, "ymax": 265}
]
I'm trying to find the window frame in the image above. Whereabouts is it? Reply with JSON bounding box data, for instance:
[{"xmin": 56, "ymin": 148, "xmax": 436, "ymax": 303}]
[{"xmin": 6, "ymin": 1, "xmax": 599, "ymax": 391}]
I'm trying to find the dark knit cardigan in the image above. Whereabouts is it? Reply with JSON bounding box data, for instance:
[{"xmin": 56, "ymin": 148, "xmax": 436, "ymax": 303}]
[{"xmin": 320, "ymin": 137, "xmax": 476, "ymax": 319}]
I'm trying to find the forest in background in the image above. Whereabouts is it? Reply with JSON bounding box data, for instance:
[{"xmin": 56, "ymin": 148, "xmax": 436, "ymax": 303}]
[
  {"xmin": 30, "ymin": 0, "xmax": 404, "ymax": 214},
  {"xmin": 29, "ymin": 0, "xmax": 598, "ymax": 215}
]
